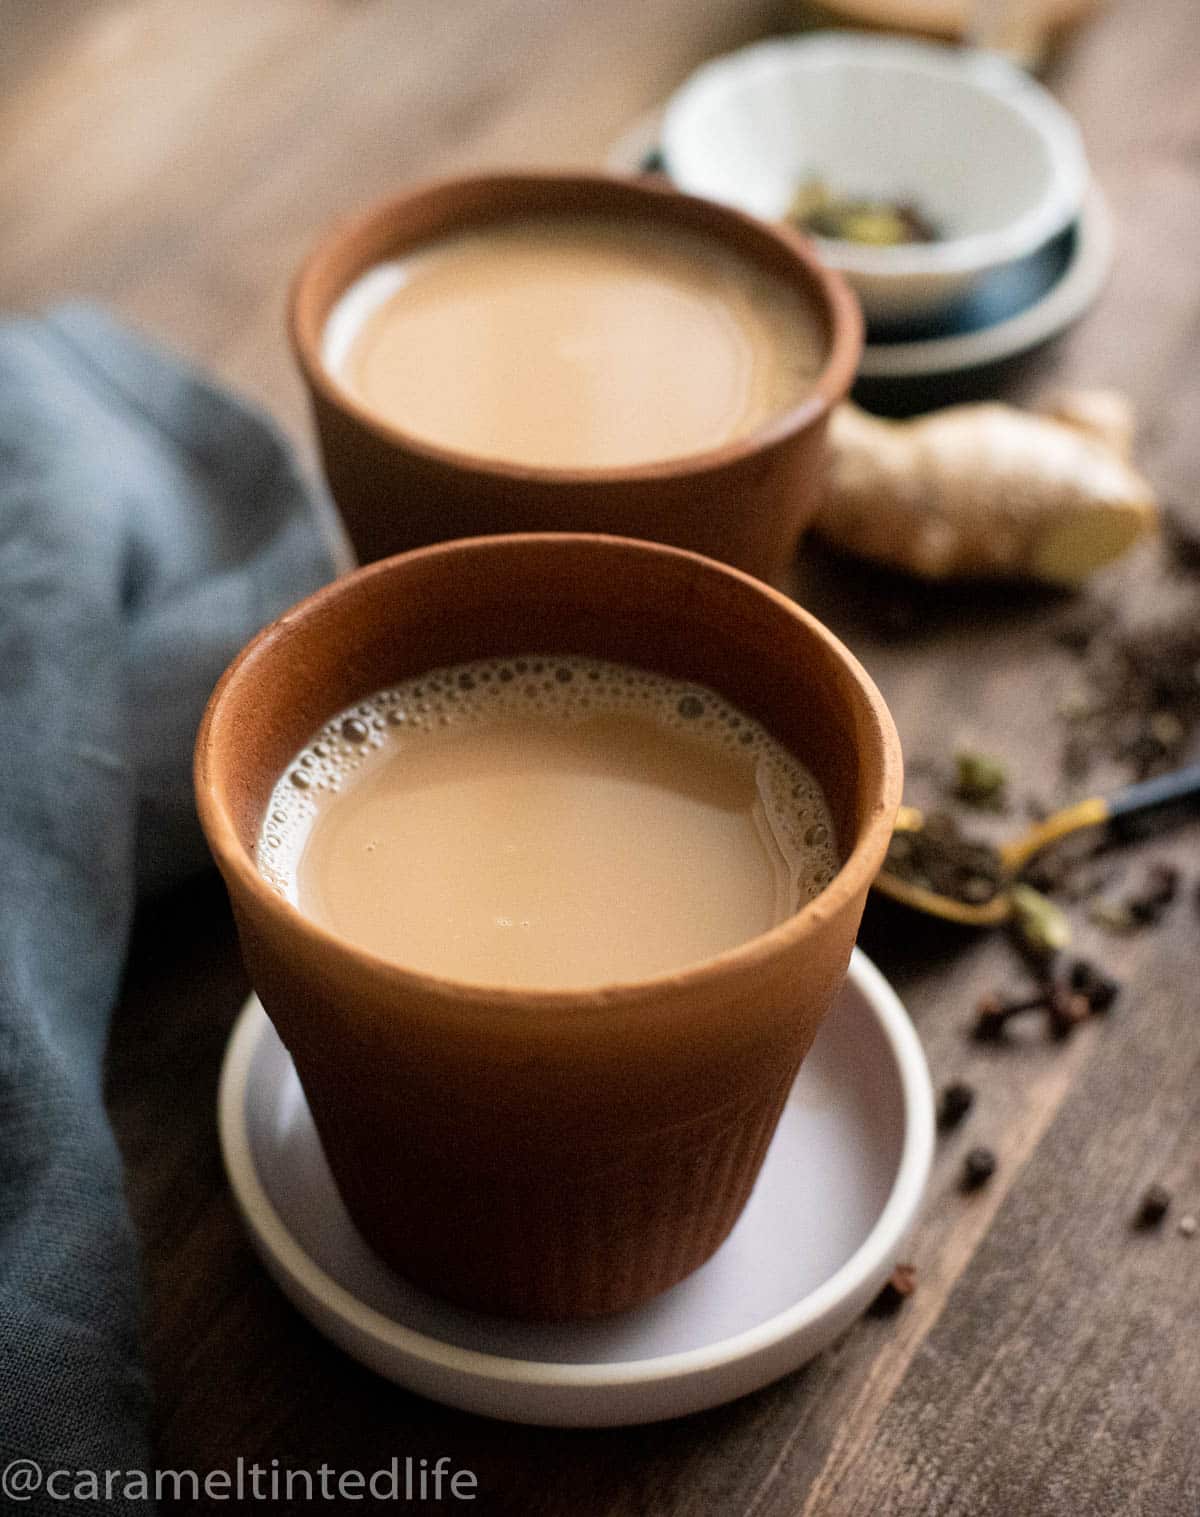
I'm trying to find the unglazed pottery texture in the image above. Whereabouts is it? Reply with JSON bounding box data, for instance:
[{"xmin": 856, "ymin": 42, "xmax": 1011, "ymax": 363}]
[
  {"xmin": 195, "ymin": 535, "xmax": 901, "ymax": 1318},
  {"xmin": 290, "ymin": 173, "xmax": 862, "ymax": 582}
]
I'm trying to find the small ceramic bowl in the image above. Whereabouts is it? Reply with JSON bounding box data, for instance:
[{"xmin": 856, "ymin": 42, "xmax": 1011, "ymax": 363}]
[
  {"xmin": 661, "ymin": 33, "xmax": 1088, "ymax": 325},
  {"xmin": 289, "ymin": 172, "xmax": 862, "ymax": 582}
]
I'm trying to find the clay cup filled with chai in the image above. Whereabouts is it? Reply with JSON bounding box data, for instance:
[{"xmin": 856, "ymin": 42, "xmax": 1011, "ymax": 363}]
[
  {"xmin": 195, "ymin": 534, "xmax": 901, "ymax": 1319},
  {"xmin": 290, "ymin": 173, "xmax": 862, "ymax": 581}
]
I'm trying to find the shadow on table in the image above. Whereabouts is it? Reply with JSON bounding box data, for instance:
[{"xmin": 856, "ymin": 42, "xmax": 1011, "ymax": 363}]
[
  {"xmin": 788, "ymin": 536, "xmax": 1072, "ymax": 659},
  {"xmin": 851, "ymin": 345, "xmax": 1056, "ymax": 418},
  {"xmin": 856, "ymin": 888, "xmax": 987, "ymax": 984}
]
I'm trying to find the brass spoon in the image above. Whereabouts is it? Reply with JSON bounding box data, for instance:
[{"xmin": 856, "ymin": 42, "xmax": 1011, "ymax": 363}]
[{"xmin": 873, "ymin": 760, "xmax": 1200, "ymax": 926}]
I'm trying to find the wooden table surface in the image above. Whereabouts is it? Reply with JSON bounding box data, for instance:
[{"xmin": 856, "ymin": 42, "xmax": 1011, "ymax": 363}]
[{"xmin": 6, "ymin": 2, "xmax": 1199, "ymax": 1512}]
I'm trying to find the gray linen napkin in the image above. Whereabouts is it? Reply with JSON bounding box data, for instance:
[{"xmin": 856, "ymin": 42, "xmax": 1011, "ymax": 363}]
[{"xmin": 0, "ymin": 304, "xmax": 340, "ymax": 1513}]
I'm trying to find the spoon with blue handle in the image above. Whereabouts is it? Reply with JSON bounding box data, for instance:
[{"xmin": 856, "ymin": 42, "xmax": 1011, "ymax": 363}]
[{"xmin": 874, "ymin": 760, "xmax": 1200, "ymax": 926}]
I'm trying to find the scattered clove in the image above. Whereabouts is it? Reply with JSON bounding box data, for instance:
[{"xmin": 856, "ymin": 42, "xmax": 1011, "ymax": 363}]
[
  {"xmin": 1135, "ymin": 1184, "xmax": 1172, "ymax": 1228},
  {"xmin": 1068, "ymin": 958, "xmax": 1121, "ymax": 1012},
  {"xmin": 972, "ymin": 989, "xmax": 1049, "ymax": 1041},
  {"xmin": 937, "ymin": 1081, "xmax": 976, "ymax": 1131},
  {"xmin": 868, "ymin": 1263, "xmax": 918, "ymax": 1316},
  {"xmin": 973, "ymin": 969, "xmax": 1109, "ymax": 1043},
  {"xmin": 1047, "ymin": 985, "xmax": 1093, "ymax": 1040},
  {"xmin": 962, "ymin": 1148, "xmax": 997, "ymax": 1191},
  {"xmin": 1068, "ymin": 959, "xmax": 1093, "ymax": 992},
  {"xmin": 1179, "ymin": 1215, "xmax": 1198, "ymax": 1239}
]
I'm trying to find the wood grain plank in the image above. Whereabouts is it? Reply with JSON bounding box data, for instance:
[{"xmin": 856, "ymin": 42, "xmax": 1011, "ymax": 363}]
[
  {"xmin": 802, "ymin": 922, "xmax": 1200, "ymax": 1517},
  {"xmin": 17, "ymin": 0, "xmax": 1200, "ymax": 1510}
]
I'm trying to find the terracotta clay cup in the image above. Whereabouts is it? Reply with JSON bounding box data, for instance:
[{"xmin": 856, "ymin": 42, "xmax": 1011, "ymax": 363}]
[
  {"xmin": 195, "ymin": 534, "xmax": 901, "ymax": 1319},
  {"xmin": 289, "ymin": 171, "xmax": 862, "ymax": 582}
]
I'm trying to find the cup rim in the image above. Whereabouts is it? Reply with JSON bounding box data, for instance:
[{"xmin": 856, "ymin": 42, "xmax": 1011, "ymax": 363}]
[
  {"xmin": 288, "ymin": 169, "xmax": 864, "ymax": 485},
  {"xmin": 195, "ymin": 533, "xmax": 902, "ymax": 1015}
]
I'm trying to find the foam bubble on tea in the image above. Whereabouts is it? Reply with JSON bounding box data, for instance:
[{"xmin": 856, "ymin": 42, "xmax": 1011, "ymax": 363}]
[
  {"xmin": 322, "ymin": 216, "xmax": 827, "ymax": 471},
  {"xmin": 258, "ymin": 657, "xmax": 838, "ymax": 989}
]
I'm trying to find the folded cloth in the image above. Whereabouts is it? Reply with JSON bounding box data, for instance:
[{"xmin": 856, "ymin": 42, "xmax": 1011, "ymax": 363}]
[{"xmin": 0, "ymin": 304, "xmax": 340, "ymax": 1514}]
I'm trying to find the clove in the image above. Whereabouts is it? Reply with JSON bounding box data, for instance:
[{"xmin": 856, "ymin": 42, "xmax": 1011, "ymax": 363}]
[
  {"xmin": 973, "ymin": 966, "xmax": 1112, "ymax": 1043},
  {"xmin": 868, "ymin": 1262, "xmax": 917, "ymax": 1316},
  {"xmin": 1068, "ymin": 958, "xmax": 1122, "ymax": 1013},
  {"xmin": 1047, "ymin": 985, "xmax": 1093, "ymax": 1040},
  {"xmin": 937, "ymin": 1081, "xmax": 976, "ymax": 1131},
  {"xmin": 973, "ymin": 988, "xmax": 1053, "ymax": 1041},
  {"xmin": 962, "ymin": 1148, "xmax": 997, "ymax": 1191},
  {"xmin": 1135, "ymin": 1184, "xmax": 1172, "ymax": 1228}
]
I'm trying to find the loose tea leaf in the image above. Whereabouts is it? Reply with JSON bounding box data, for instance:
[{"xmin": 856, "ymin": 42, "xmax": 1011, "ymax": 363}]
[
  {"xmin": 885, "ymin": 813, "xmax": 1005, "ymax": 905},
  {"xmin": 1059, "ymin": 614, "xmax": 1200, "ymax": 782}
]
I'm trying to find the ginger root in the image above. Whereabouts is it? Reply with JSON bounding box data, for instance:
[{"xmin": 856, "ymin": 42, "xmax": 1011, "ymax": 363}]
[{"xmin": 818, "ymin": 391, "xmax": 1158, "ymax": 585}]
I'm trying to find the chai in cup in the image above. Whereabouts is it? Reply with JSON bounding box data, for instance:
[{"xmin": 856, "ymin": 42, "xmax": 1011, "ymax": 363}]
[
  {"xmin": 257, "ymin": 655, "xmax": 839, "ymax": 990},
  {"xmin": 196, "ymin": 534, "xmax": 901, "ymax": 1319},
  {"xmin": 289, "ymin": 174, "xmax": 863, "ymax": 579},
  {"xmin": 322, "ymin": 216, "xmax": 828, "ymax": 472}
]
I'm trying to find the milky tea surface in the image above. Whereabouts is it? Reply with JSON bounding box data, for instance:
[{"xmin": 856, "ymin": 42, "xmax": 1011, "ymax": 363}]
[
  {"xmin": 258, "ymin": 656, "xmax": 839, "ymax": 989},
  {"xmin": 323, "ymin": 215, "xmax": 827, "ymax": 470}
]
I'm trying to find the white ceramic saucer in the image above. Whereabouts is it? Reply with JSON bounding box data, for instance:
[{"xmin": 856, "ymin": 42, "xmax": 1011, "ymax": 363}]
[
  {"xmin": 606, "ymin": 114, "xmax": 1111, "ymax": 382},
  {"xmin": 218, "ymin": 949, "xmax": 933, "ymax": 1427}
]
